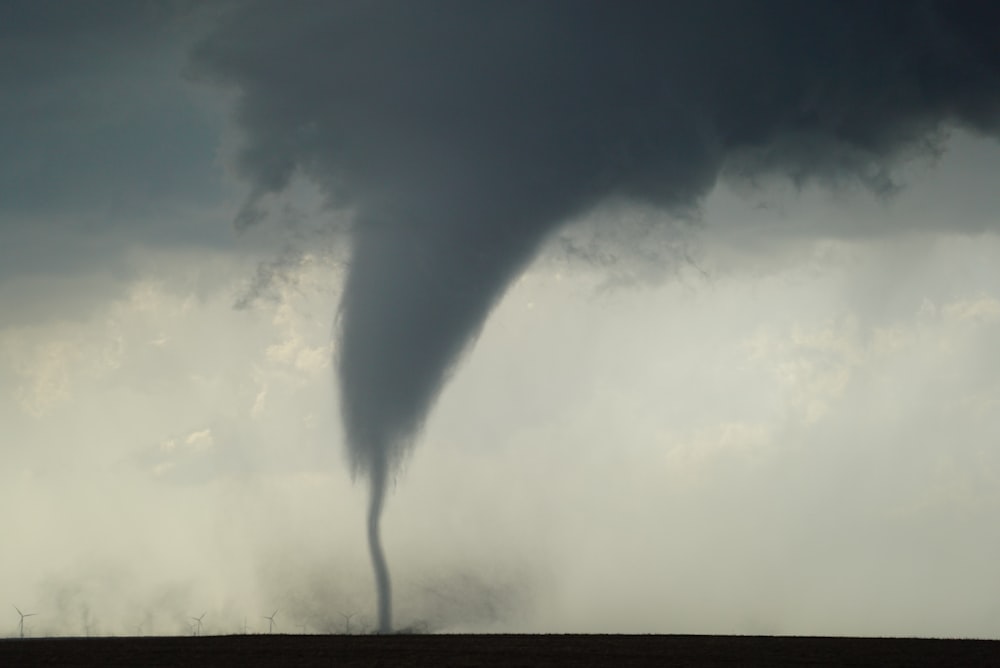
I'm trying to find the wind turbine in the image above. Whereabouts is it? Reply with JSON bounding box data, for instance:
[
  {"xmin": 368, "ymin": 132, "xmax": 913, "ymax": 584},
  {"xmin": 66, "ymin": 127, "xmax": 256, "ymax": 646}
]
[
  {"xmin": 340, "ymin": 612, "xmax": 355, "ymax": 635},
  {"xmin": 190, "ymin": 612, "xmax": 206, "ymax": 637},
  {"xmin": 14, "ymin": 606, "xmax": 37, "ymax": 639},
  {"xmin": 263, "ymin": 609, "xmax": 278, "ymax": 634}
]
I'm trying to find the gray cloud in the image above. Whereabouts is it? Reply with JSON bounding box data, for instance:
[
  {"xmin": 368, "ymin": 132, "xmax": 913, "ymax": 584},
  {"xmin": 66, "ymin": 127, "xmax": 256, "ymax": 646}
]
[
  {"xmin": 0, "ymin": 1, "xmax": 231, "ymax": 280},
  {"xmin": 191, "ymin": 0, "xmax": 1000, "ymax": 630},
  {"xmin": 193, "ymin": 0, "xmax": 1000, "ymax": 469}
]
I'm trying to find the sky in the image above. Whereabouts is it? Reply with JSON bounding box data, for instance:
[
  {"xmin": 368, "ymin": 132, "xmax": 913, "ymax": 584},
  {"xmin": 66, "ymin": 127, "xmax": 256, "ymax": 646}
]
[{"xmin": 2, "ymin": 0, "xmax": 1000, "ymax": 638}]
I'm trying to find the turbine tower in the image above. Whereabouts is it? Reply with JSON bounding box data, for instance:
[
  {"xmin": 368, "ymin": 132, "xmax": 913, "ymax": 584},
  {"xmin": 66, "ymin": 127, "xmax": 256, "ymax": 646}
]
[
  {"xmin": 263, "ymin": 609, "xmax": 278, "ymax": 634},
  {"xmin": 340, "ymin": 612, "xmax": 355, "ymax": 635},
  {"xmin": 14, "ymin": 606, "xmax": 37, "ymax": 639},
  {"xmin": 190, "ymin": 612, "xmax": 206, "ymax": 637}
]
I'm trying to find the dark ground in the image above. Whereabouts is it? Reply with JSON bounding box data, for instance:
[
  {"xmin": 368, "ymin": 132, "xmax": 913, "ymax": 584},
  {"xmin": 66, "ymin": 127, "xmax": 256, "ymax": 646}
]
[{"xmin": 1, "ymin": 633, "xmax": 998, "ymax": 667}]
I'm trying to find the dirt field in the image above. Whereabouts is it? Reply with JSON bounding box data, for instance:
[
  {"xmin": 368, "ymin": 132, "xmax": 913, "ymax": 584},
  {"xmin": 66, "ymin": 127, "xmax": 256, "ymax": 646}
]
[{"xmin": 1, "ymin": 633, "xmax": 998, "ymax": 667}]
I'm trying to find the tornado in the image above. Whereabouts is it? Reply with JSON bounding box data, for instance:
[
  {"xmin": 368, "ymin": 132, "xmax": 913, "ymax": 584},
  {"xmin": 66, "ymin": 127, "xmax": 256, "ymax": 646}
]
[
  {"xmin": 366, "ymin": 451, "xmax": 391, "ymax": 632},
  {"xmin": 337, "ymin": 204, "xmax": 562, "ymax": 631},
  {"xmin": 193, "ymin": 1, "xmax": 1000, "ymax": 631}
]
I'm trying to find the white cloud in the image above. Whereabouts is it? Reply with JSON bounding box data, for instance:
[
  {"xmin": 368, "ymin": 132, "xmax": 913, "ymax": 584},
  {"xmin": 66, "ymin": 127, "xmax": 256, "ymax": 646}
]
[
  {"xmin": 941, "ymin": 295, "xmax": 1000, "ymax": 322},
  {"xmin": 184, "ymin": 429, "xmax": 214, "ymax": 451}
]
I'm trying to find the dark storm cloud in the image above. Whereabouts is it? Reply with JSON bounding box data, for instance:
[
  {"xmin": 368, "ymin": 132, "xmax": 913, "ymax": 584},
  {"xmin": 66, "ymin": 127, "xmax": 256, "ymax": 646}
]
[
  {"xmin": 192, "ymin": 0, "xmax": 1000, "ymax": 630},
  {"xmin": 0, "ymin": 0, "xmax": 227, "ymax": 277},
  {"xmin": 194, "ymin": 0, "xmax": 1000, "ymax": 479}
]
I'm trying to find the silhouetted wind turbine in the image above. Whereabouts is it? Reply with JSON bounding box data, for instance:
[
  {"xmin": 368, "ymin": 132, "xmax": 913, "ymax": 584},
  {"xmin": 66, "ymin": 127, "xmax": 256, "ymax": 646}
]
[
  {"xmin": 340, "ymin": 612, "xmax": 355, "ymax": 635},
  {"xmin": 14, "ymin": 606, "xmax": 37, "ymax": 639},
  {"xmin": 190, "ymin": 612, "xmax": 206, "ymax": 637},
  {"xmin": 263, "ymin": 609, "xmax": 278, "ymax": 634}
]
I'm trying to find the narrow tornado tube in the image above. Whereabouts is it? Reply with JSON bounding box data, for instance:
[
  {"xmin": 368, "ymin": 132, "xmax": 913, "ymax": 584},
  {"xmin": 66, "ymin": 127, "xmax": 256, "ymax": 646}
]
[{"xmin": 367, "ymin": 457, "xmax": 392, "ymax": 633}]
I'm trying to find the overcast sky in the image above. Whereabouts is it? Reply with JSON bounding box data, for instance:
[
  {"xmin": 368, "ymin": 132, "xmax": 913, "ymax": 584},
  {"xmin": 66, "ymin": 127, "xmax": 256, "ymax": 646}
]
[{"xmin": 3, "ymin": 1, "xmax": 1000, "ymax": 638}]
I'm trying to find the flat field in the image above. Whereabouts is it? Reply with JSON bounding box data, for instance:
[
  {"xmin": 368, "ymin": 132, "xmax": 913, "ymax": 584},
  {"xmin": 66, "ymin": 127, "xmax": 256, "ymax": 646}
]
[{"xmin": 1, "ymin": 633, "xmax": 997, "ymax": 667}]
